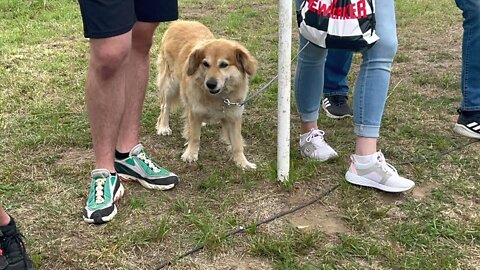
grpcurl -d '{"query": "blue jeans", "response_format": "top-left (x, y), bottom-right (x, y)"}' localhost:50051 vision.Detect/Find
top-left (294, 0), bottom-right (398, 137)
top-left (323, 49), bottom-right (353, 97)
top-left (455, 0), bottom-right (480, 111)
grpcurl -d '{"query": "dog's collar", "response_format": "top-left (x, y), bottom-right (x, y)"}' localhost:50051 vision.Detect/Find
top-left (223, 98), bottom-right (244, 107)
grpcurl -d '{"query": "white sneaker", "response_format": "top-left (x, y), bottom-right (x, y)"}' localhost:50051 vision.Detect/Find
top-left (299, 129), bottom-right (338, 161)
top-left (345, 152), bottom-right (415, 193)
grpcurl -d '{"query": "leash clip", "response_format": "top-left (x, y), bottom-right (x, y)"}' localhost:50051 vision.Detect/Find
top-left (223, 98), bottom-right (244, 107)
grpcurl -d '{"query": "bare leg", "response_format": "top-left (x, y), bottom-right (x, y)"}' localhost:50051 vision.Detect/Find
top-left (116, 22), bottom-right (159, 153)
top-left (300, 121), bottom-right (318, 133)
top-left (355, 137), bottom-right (377, 156)
top-left (87, 32), bottom-right (132, 172)
top-left (0, 204), bottom-right (11, 226)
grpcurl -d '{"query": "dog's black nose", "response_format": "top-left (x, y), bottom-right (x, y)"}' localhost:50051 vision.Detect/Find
top-left (206, 79), bottom-right (218, 90)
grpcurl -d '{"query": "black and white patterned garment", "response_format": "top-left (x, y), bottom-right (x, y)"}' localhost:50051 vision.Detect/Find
top-left (297, 0), bottom-right (379, 51)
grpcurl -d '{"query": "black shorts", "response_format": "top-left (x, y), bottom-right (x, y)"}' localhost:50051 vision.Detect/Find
top-left (79, 0), bottom-right (178, 39)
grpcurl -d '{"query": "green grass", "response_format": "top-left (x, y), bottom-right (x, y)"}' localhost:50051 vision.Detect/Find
top-left (249, 228), bottom-right (323, 269)
top-left (1, 0), bottom-right (479, 269)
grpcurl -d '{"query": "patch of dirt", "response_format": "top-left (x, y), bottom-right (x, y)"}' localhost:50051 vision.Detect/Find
top-left (288, 203), bottom-right (348, 234)
top-left (412, 182), bottom-right (439, 199)
top-left (377, 192), bottom-right (409, 204)
top-left (177, 251), bottom-right (272, 270)
top-left (441, 194), bottom-right (479, 221)
top-left (284, 189), bottom-right (348, 234)
top-left (376, 182), bottom-right (438, 203)
top-left (462, 244), bottom-right (480, 270)
top-left (56, 147), bottom-right (93, 166)
top-left (232, 190), bottom-right (288, 233)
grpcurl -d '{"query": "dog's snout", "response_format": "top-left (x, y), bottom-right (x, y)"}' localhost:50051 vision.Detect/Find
top-left (206, 79), bottom-right (218, 90)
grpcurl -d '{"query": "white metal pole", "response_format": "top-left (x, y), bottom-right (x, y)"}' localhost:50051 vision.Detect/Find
top-left (277, 0), bottom-right (292, 182)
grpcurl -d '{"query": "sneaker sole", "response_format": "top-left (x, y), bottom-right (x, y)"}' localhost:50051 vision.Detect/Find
top-left (118, 173), bottom-right (176, 191)
top-left (345, 171), bottom-right (415, 193)
top-left (453, 124), bottom-right (480, 139)
top-left (322, 104), bottom-right (353, 119)
top-left (323, 108), bottom-right (353, 119)
top-left (83, 183), bottom-right (125, 224)
top-left (325, 110), bottom-right (353, 119)
top-left (300, 151), bottom-right (338, 162)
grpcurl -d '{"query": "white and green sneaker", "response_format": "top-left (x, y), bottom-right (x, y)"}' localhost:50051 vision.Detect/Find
top-left (83, 169), bottom-right (125, 224)
top-left (114, 144), bottom-right (179, 190)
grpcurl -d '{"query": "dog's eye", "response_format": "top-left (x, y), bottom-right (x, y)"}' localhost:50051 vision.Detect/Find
top-left (219, 62), bottom-right (229, 69)
top-left (202, 60), bottom-right (210, 68)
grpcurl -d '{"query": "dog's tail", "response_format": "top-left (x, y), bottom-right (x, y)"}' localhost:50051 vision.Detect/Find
top-left (156, 47), bottom-right (181, 112)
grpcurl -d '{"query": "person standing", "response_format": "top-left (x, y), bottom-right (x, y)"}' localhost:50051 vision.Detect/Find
top-left (78, 0), bottom-right (180, 224)
top-left (294, 0), bottom-right (415, 192)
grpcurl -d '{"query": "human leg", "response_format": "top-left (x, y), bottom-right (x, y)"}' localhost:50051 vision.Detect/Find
top-left (295, 34), bottom-right (327, 131)
top-left (113, 1), bottom-right (179, 190)
top-left (79, 0), bottom-right (135, 223)
top-left (346, 0), bottom-right (414, 192)
top-left (455, 0), bottom-right (480, 111)
top-left (116, 22), bottom-right (159, 153)
top-left (83, 35), bottom-right (131, 223)
top-left (453, 0), bottom-right (480, 139)
top-left (0, 205), bottom-right (9, 226)
top-left (87, 34), bottom-right (132, 172)
top-left (322, 49), bottom-right (354, 119)
top-left (294, 0), bottom-right (337, 161)
top-left (116, 0), bottom-right (178, 151)
top-left (323, 49), bottom-right (353, 97)
top-left (352, 0), bottom-right (398, 140)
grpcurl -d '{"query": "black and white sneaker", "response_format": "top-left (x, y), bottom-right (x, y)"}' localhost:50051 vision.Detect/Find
top-left (454, 109), bottom-right (480, 139)
top-left (322, 95), bottom-right (353, 119)
top-left (0, 217), bottom-right (35, 270)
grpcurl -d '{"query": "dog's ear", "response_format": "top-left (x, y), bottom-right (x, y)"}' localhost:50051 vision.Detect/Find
top-left (187, 47), bottom-right (205, 76)
top-left (235, 45), bottom-right (257, 76)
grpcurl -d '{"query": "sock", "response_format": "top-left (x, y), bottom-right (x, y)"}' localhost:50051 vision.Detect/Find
top-left (352, 153), bottom-right (377, 165)
top-left (115, 150), bottom-right (130, 160)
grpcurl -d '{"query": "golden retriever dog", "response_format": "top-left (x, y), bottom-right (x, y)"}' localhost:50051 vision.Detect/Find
top-left (155, 21), bottom-right (257, 169)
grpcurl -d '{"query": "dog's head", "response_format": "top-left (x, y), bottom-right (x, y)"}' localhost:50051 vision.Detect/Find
top-left (186, 39), bottom-right (257, 95)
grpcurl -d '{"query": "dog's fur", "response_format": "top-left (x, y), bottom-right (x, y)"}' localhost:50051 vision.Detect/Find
top-left (155, 21), bottom-right (257, 169)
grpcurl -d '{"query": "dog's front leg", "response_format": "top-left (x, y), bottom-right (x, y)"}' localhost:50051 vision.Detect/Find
top-left (220, 124), bottom-right (232, 151)
top-left (181, 111), bottom-right (202, 163)
top-left (223, 119), bottom-right (256, 170)
top-left (156, 102), bottom-right (172, 136)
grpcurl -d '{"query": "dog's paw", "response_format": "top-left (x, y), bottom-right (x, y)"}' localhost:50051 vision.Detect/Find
top-left (181, 151), bottom-right (198, 163)
top-left (157, 126), bottom-right (172, 136)
top-left (236, 160), bottom-right (257, 170)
